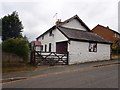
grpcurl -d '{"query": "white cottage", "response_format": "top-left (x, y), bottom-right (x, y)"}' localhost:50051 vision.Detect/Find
top-left (36, 15), bottom-right (112, 64)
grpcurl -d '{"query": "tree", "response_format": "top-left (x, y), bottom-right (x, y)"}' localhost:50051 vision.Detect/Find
top-left (2, 11), bottom-right (23, 41)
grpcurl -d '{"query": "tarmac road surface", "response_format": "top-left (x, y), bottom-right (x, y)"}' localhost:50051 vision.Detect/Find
top-left (2, 64), bottom-right (119, 88)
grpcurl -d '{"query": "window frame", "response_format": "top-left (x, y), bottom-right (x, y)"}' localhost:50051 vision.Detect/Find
top-left (89, 42), bottom-right (97, 52)
top-left (42, 35), bottom-right (44, 40)
top-left (49, 30), bottom-right (53, 36)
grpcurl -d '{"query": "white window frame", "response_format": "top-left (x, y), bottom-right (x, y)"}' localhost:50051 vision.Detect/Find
top-left (89, 42), bottom-right (97, 52)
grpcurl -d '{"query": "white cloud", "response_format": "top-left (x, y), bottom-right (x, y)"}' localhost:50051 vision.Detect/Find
top-left (0, 0), bottom-right (119, 41)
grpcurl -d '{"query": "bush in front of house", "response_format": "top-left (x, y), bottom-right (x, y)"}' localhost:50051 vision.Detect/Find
top-left (2, 38), bottom-right (29, 61)
top-left (112, 46), bottom-right (120, 55)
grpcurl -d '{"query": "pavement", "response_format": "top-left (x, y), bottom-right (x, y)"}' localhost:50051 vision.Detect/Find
top-left (2, 59), bottom-right (120, 83)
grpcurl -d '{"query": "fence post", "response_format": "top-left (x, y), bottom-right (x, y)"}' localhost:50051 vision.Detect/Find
top-left (66, 52), bottom-right (69, 65)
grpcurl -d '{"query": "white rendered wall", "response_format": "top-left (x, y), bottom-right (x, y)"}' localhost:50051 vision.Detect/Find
top-left (61, 19), bottom-right (87, 31)
top-left (37, 28), bottom-right (68, 52)
top-left (68, 40), bottom-right (111, 64)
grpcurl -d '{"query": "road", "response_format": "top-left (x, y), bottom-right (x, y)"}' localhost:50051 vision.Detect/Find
top-left (2, 64), bottom-right (119, 88)
top-left (3, 59), bottom-right (120, 79)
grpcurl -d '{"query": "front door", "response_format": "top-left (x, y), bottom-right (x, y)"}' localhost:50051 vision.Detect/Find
top-left (56, 41), bottom-right (68, 54)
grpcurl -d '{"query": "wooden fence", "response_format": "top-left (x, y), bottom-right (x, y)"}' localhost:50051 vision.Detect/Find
top-left (2, 52), bottom-right (23, 62)
top-left (31, 51), bottom-right (69, 66)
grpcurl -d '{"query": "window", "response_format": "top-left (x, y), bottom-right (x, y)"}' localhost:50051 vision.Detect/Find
top-left (114, 33), bottom-right (117, 37)
top-left (42, 35), bottom-right (44, 40)
top-left (41, 45), bottom-right (43, 51)
top-left (35, 45), bottom-right (43, 51)
top-left (49, 43), bottom-right (51, 52)
top-left (49, 30), bottom-right (53, 36)
top-left (89, 42), bottom-right (97, 52)
top-left (114, 33), bottom-right (120, 38)
top-left (45, 44), bottom-right (47, 52)
top-left (117, 34), bottom-right (120, 38)
top-left (49, 30), bottom-right (54, 36)
top-left (35, 46), bottom-right (41, 51)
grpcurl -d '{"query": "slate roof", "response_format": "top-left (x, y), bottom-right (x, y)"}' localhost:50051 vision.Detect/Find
top-left (57, 26), bottom-right (112, 44)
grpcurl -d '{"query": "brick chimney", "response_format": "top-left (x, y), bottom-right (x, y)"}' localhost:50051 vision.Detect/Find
top-left (56, 19), bottom-right (62, 25)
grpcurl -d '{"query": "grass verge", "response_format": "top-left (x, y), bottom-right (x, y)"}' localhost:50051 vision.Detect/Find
top-left (2, 62), bottom-right (37, 74)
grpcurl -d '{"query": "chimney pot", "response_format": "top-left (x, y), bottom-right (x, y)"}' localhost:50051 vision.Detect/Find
top-left (56, 19), bottom-right (62, 25)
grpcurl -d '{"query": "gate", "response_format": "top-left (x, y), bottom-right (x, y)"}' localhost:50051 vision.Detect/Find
top-left (31, 51), bottom-right (69, 66)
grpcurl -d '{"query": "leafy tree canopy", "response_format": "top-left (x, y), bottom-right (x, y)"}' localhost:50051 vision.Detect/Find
top-left (2, 11), bottom-right (23, 41)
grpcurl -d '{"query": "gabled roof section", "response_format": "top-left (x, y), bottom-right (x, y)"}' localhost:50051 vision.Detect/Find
top-left (56, 15), bottom-right (91, 32)
top-left (92, 24), bottom-right (120, 35)
top-left (57, 26), bottom-right (112, 44)
top-left (36, 15), bottom-right (91, 40)
top-left (36, 25), bottom-right (56, 40)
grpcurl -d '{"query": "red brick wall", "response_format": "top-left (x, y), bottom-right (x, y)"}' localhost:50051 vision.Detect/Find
top-left (92, 25), bottom-right (120, 47)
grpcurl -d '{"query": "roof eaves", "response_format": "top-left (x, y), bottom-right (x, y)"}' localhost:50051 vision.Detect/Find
top-left (69, 38), bottom-right (112, 44)
top-left (112, 30), bottom-right (120, 35)
top-left (36, 15), bottom-right (91, 40)
top-left (57, 27), bottom-right (70, 40)
top-left (57, 15), bottom-right (91, 32)
top-left (56, 15), bottom-right (78, 27)
top-left (36, 15), bottom-right (76, 40)
top-left (75, 15), bottom-right (91, 32)
top-left (36, 25), bottom-right (56, 40)
top-left (93, 24), bottom-right (120, 35)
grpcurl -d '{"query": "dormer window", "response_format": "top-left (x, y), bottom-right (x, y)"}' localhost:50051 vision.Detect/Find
top-left (42, 35), bottom-right (44, 40)
top-left (49, 30), bottom-right (53, 36)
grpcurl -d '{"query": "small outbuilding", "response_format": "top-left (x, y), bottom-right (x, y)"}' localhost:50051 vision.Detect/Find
top-left (36, 15), bottom-right (112, 64)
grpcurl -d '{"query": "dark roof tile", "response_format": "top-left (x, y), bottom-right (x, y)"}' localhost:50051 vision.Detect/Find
top-left (57, 26), bottom-right (112, 44)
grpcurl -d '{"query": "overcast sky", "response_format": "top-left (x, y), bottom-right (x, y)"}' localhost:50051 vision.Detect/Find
top-left (0, 0), bottom-right (119, 41)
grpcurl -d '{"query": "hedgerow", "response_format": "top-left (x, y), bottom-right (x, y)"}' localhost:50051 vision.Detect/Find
top-left (2, 38), bottom-right (29, 61)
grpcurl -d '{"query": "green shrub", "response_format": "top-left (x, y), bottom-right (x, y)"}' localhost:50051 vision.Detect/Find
top-left (112, 46), bottom-right (120, 55)
top-left (2, 38), bottom-right (29, 61)
top-left (2, 38), bottom-right (16, 53)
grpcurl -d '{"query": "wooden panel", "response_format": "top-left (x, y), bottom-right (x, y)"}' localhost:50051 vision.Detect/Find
top-left (56, 41), bottom-right (68, 54)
